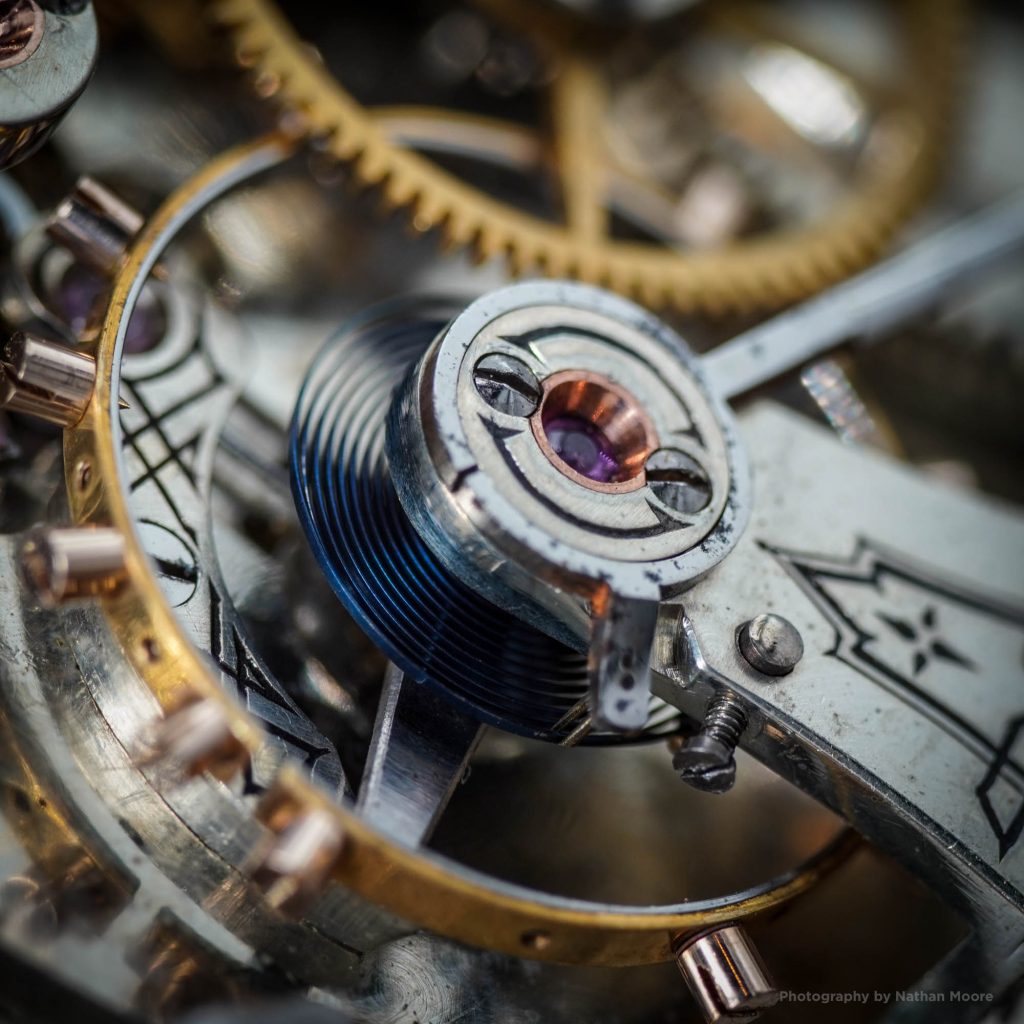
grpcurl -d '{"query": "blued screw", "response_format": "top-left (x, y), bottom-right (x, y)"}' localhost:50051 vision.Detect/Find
top-left (673, 695), bottom-right (746, 794)
top-left (473, 353), bottom-right (541, 417)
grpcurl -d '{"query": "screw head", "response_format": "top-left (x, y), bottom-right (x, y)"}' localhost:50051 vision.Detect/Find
top-left (675, 923), bottom-right (778, 1023)
top-left (473, 353), bottom-right (541, 417)
top-left (737, 614), bottom-right (804, 676)
top-left (672, 734), bottom-right (736, 794)
top-left (645, 447), bottom-right (712, 515)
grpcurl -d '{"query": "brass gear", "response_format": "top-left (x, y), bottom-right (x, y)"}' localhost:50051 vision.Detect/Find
top-left (208, 0), bottom-right (964, 315)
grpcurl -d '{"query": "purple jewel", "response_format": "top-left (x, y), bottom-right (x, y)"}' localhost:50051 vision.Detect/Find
top-left (544, 415), bottom-right (621, 483)
top-left (54, 263), bottom-right (167, 354)
top-left (55, 262), bottom-right (104, 337)
top-left (123, 291), bottom-right (167, 355)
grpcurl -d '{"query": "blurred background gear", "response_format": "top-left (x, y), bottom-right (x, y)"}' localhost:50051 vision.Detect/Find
top-left (209, 0), bottom-right (964, 313)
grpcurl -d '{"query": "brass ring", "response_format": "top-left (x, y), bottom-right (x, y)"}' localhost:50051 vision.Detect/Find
top-left (63, 133), bottom-right (856, 967)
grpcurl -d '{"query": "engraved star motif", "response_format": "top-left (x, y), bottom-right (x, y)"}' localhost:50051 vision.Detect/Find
top-left (876, 605), bottom-right (976, 676)
top-left (763, 537), bottom-right (1024, 858)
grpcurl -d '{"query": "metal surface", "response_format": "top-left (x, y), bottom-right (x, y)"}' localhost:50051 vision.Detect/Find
top-left (290, 297), bottom-right (592, 742)
top-left (673, 695), bottom-right (747, 795)
top-left (57, 135), bottom-right (851, 969)
top-left (250, 807), bottom-right (346, 917)
top-left (1, 331), bottom-right (95, 426)
top-left (588, 589), bottom-right (659, 732)
top-left (0, 534), bottom-right (408, 1006)
top-left (472, 352), bottom-right (541, 418)
top-left (799, 359), bottom-right (887, 450)
top-left (357, 666), bottom-right (483, 846)
top-left (210, 0), bottom-right (963, 313)
top-left (20, 525), bottom-right (126, 605)
top-left (651, 403), bottom-right (1024, 1013)
top-left (4, 3), bottom-right (1023, 1020)
top-left (140, 696), bottom-right (246, 782)
top-left (47, 178), bottom-right (144, 278)
top-left (703, 191), bottom-right (1024, 401)
top-left (387, 282), bottom-right (749, 612)
top-left (0, 1), bottom-right (43, 71)
top-left (384, 281), bottom-right (748, 736)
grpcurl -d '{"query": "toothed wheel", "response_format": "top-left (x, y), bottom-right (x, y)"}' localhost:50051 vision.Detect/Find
top-left (208, 0), bottom-right (964, 314)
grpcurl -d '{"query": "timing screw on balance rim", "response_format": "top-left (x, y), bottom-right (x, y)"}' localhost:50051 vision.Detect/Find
top-left (675, 924), bottom-right (779, 1023)
top-left (673, 694), bottom-right (747, 794)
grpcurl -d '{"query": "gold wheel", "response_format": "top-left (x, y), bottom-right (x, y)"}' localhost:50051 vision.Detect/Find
top-left (62, 133), bottom-right (855, 968)
top-left (208, 0), bottom-right (964, 314)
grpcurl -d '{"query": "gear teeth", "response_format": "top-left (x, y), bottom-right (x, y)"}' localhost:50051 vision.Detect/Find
top-left (470, 224), bottom-right (502, 263)
top-left (468, 237), bottom-right (493, 266)
top-left (355, 146), bottom-right (390, 187)
top-left (535, 249), bottom-right (556, 277)
top-left (636, 276), bottom-right (666, 311)
top-left (382, 173), bottom-right (418, 211)
top-left (297, 102), bottom-right (336, 139)
top-left (331, 130), bottom-right (362, 163)
top-left (439, 214), bottom-right (475, 252)
top-left (210, 0), bottom-right (965, 316)
top-left (504, 249), bottom-right (525, 277)
top-left (413, 194), bottom-right (449, 233)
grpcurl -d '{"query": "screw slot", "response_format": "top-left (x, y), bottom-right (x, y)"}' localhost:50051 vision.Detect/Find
top-left (737, 614), bottom-right (804, 676)
top-left (473, 353), bottom-right (540, 417)
top-left (645, 448), bottom-right (711, 515)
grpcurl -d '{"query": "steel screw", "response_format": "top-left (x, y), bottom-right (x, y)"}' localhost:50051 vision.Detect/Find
top-left (675, 923), bottom-right (778, 1023)
top-left (472, 353), bottom-right (541, 417)
top-left (737, 613), bottom-right (804, 676)
top-left (645, 447), bottom-right (712, 515)
top-left (673, 694), bottom-right (746, 794)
